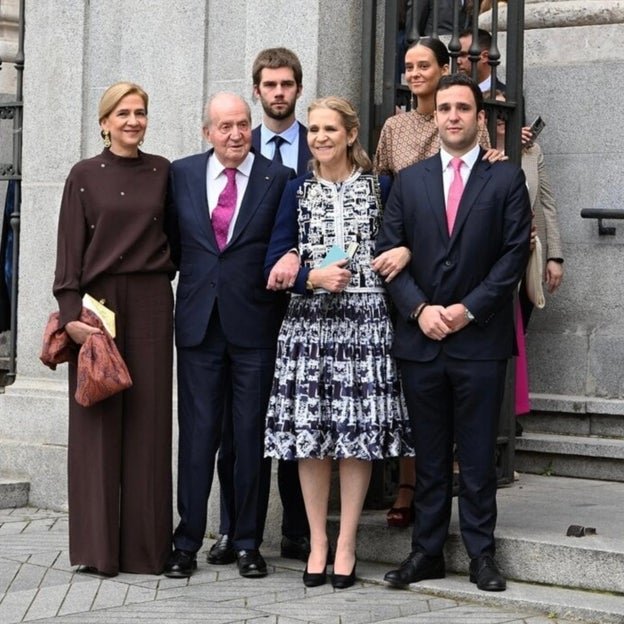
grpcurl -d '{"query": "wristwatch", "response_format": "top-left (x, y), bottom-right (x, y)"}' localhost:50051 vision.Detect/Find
top-left (464, 307), bottom-right (475, 322)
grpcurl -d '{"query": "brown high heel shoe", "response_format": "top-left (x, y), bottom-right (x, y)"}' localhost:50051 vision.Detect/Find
top-left (386, 483), bottom-right (415, 528)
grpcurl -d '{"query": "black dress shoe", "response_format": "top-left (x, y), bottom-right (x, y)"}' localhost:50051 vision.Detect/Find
top-left (163, 549), bottom-right (197, 578)
top-left (236, 549), bottom-right (268, 578)
top-left (331, 562), bottom-right (357, 589)
top-left (384, 552), bottom-right (445, 587)
top-left (280, 535), bottom-right (311, 562)
top-left (469, 554), bottom-right (506, 591)
top-left (207, 535), bottom-right (236, 565)
top-left (303, 564), bottom-right (327, 587)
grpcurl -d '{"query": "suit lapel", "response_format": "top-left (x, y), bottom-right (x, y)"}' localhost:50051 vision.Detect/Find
top-left (423, 156), bottom-right (449, 242)
top-left (297, 122), bottom-right (311, 176)
top-left (228, 153), bottom-right (274, 247)
top-left (184, 150), bottom-right (219, 250)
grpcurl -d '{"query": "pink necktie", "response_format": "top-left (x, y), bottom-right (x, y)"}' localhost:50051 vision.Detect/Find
top-left (212, 168), bottom-right (237, 250)
top-left (446, 157), bottom-right (464, 235)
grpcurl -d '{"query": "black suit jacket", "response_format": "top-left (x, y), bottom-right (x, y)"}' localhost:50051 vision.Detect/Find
top-left (166, 148), bottom-right (294, 349)
top-left (376, 148), bottom-right (531, 362)
top-left (252, 122), bottom-right (311, 176)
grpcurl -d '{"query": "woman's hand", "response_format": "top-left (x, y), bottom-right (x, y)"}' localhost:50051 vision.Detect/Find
top-left (65, 320), bottom-right (102, 345)
top-left (545, 260), bottom-right (563, 293)
top-left (372, 247), bottom-right (411, 282)
top-left (481, 148), bottom-right (508, 163)
top-left (521, 126), bottom-right (534, 146)
top-left (530, 224), bottom-right (537, 252)
top-left (309, 260), bottom-right (351, 293)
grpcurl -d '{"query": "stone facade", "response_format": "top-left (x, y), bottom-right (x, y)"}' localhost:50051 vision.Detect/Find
top-left (0, 1), bottom-right (621, 542)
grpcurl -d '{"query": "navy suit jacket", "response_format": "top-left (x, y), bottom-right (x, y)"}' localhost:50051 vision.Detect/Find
top-left (252, 122), bottom-right (311, 176)
top-left (166, 148), bottom-right (294, 349)
top-left (376, 148), bottom-right (531, 363)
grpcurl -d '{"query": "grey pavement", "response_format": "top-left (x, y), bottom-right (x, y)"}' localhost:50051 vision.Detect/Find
top-left (0, 506), bottom-right (585, 624)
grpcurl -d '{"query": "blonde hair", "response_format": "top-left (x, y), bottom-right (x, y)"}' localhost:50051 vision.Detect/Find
top-left (307, 96), bottom-right (372, 173)
top-left (98, 81), bottom-right (148, 124)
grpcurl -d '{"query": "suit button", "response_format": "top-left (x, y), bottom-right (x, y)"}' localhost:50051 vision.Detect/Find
top-left (444, 260), bottom-right (452, 267)
top-left (210, 281), bottom-right (216, 287)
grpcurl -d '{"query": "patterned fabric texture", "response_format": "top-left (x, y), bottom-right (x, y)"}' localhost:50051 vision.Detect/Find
top-left (265, 173), bottom-right (412, 461)
top-left (374, 109), bottom-right (491, 176)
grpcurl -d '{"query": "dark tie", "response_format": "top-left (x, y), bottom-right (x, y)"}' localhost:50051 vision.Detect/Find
top-left (212, 168), bottom-right (237, 250)
top-left (446, 157), bottom-right (464, 235)
top-left (271, 135), bottom-right (286, 165)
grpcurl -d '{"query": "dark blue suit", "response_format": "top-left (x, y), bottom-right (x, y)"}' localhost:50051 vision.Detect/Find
top-left (217, 124), bottom-right (312, 544)
top-left (376, 148), bottom-right (531, 558)
top-left (166, 148), bottom-right (293, 552)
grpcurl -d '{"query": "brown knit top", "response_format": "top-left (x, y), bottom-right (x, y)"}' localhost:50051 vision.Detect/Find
top-left (53, 149), bottom-right (175, 326)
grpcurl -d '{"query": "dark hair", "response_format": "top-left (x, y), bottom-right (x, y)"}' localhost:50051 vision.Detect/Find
top-left (459, 28), bottom-right (492, 51)
top-left (407, 36), bottom-right (450, 67)
top-left (435, 73), bottom-right (484, 112)
top-left (252, 47), bottom-right (303, 87)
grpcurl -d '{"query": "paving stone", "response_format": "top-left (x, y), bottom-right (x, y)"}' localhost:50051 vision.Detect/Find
top-left (23, 583), bottom-right (68, 620)
top-left (0, 587), bottom-right (37, 624)
top-left (90, 579), bottom-right (128, 611)
top-left (56, 579), bottom-right (100, 615)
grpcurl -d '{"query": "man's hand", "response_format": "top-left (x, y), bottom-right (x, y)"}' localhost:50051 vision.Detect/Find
top-left (440, 303), bottom-right (470, 333)
top-left (545, 260), bottom-right (563, 293)
top-left (418, 305), bottom-right (453, 340)
top-left (65, 320), bottom-right (102, 345)
top-left (372, 246), bottom-right (411, 283)
top-left (267, 251), bottom-right (299, 291)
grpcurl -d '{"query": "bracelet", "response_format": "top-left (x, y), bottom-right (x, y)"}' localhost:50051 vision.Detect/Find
top-left (411, 302), bottom-right (428, 322)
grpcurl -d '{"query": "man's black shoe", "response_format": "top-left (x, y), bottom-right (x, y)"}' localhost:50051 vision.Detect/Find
top-left (163, 549), bottom-right (197, 578)
top-left (469, 554), bottom-right (506, 591)
top-left (207, 535), bottom-right (236, 565)
top-left (384, 552), bottom-right (445, 587)
top-left (280, 535), bottom-right (311, 562)
top-left (236, 549), bottom-right (268, 578)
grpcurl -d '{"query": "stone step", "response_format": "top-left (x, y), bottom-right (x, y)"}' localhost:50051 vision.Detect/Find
top-left (520, 410), bottom-right (624, 438)
top-left (328, 474), bottom-right (624, 597)
top-left (515, 432), bottom-right (624, 482)
top-left (0, 476), bottom-right (29, 509)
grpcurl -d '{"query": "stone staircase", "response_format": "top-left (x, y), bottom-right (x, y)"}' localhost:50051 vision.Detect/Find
top-left (515, 408), bottom-right (624, 482)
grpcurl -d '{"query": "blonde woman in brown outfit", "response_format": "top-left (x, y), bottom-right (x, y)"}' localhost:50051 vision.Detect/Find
top-left (53, 82), bottom-right (175, 576)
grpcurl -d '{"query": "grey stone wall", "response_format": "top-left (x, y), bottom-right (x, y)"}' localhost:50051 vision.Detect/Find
top-left (1, 0), bottom-right (621, 523)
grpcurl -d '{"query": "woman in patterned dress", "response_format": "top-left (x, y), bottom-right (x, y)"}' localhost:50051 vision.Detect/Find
top-left (264, 97), bottom-right (412, 589)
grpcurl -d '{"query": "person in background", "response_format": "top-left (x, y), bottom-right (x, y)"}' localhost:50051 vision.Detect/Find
top-left (53, 81), bottom-right (174, 576)
top-left (457, 28), bottom-right (506, 94)
top-left (264, 96), bottom-right (412, 590)
top-left (210, 47), bottom-right (312, 569)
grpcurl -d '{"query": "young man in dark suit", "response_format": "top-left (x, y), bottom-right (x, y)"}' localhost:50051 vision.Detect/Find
top-left (209, 48), bottom-right (313, 569)
top-left (377, 73), bottom-right (531, 592)
top-left (164, 92), bottom-right (293, 579)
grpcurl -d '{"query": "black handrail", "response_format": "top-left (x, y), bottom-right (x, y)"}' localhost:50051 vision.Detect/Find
top-left (580, 209), bottom-right (624, 236)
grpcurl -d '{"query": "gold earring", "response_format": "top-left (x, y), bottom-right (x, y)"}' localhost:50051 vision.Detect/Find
top-left (102, 130), bottom-right (111, 148)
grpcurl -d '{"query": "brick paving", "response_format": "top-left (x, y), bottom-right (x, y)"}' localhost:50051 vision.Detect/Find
top-left (0, 507), bottom-right (583, 624)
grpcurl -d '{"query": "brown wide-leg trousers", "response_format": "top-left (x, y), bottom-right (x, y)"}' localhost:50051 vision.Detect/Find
top-left (67, 273), bottom-right (173, 575)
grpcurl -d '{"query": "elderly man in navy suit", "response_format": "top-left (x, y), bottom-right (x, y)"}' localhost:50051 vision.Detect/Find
top-left (209, 48), bottom-right (313, 568)
top-left (164, 92), bottom-right (293, 579)
top-left (377, 73), bottom-right (531, 592)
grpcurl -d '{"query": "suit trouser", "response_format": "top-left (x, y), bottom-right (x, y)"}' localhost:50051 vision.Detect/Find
top-left (174, 306), bottom-right (274, 553)
top-left (399, 352), bottom-right (507, 559)
top-left (67, 274), bottom-right (173, 575)
top-left (217, 438), bottom-right (309, 540)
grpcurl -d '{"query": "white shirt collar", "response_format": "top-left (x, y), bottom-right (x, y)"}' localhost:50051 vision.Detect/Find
top-left (440, 142), bottom-right (481, 172)
top-left (209, 150), bottom-right (254, 180)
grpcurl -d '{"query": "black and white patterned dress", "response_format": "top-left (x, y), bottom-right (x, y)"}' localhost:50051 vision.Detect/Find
top-left (264, 170), bottom-right (412, 461)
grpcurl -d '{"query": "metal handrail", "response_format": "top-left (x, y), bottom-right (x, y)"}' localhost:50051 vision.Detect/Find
top-left (580, 209), bottom-right (624, 236)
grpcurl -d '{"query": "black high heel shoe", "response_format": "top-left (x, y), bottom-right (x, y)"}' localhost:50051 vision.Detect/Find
top-left (303, 563), bottom-right (327, 587)
top-left (331, 561), bottom-right (357, 589)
